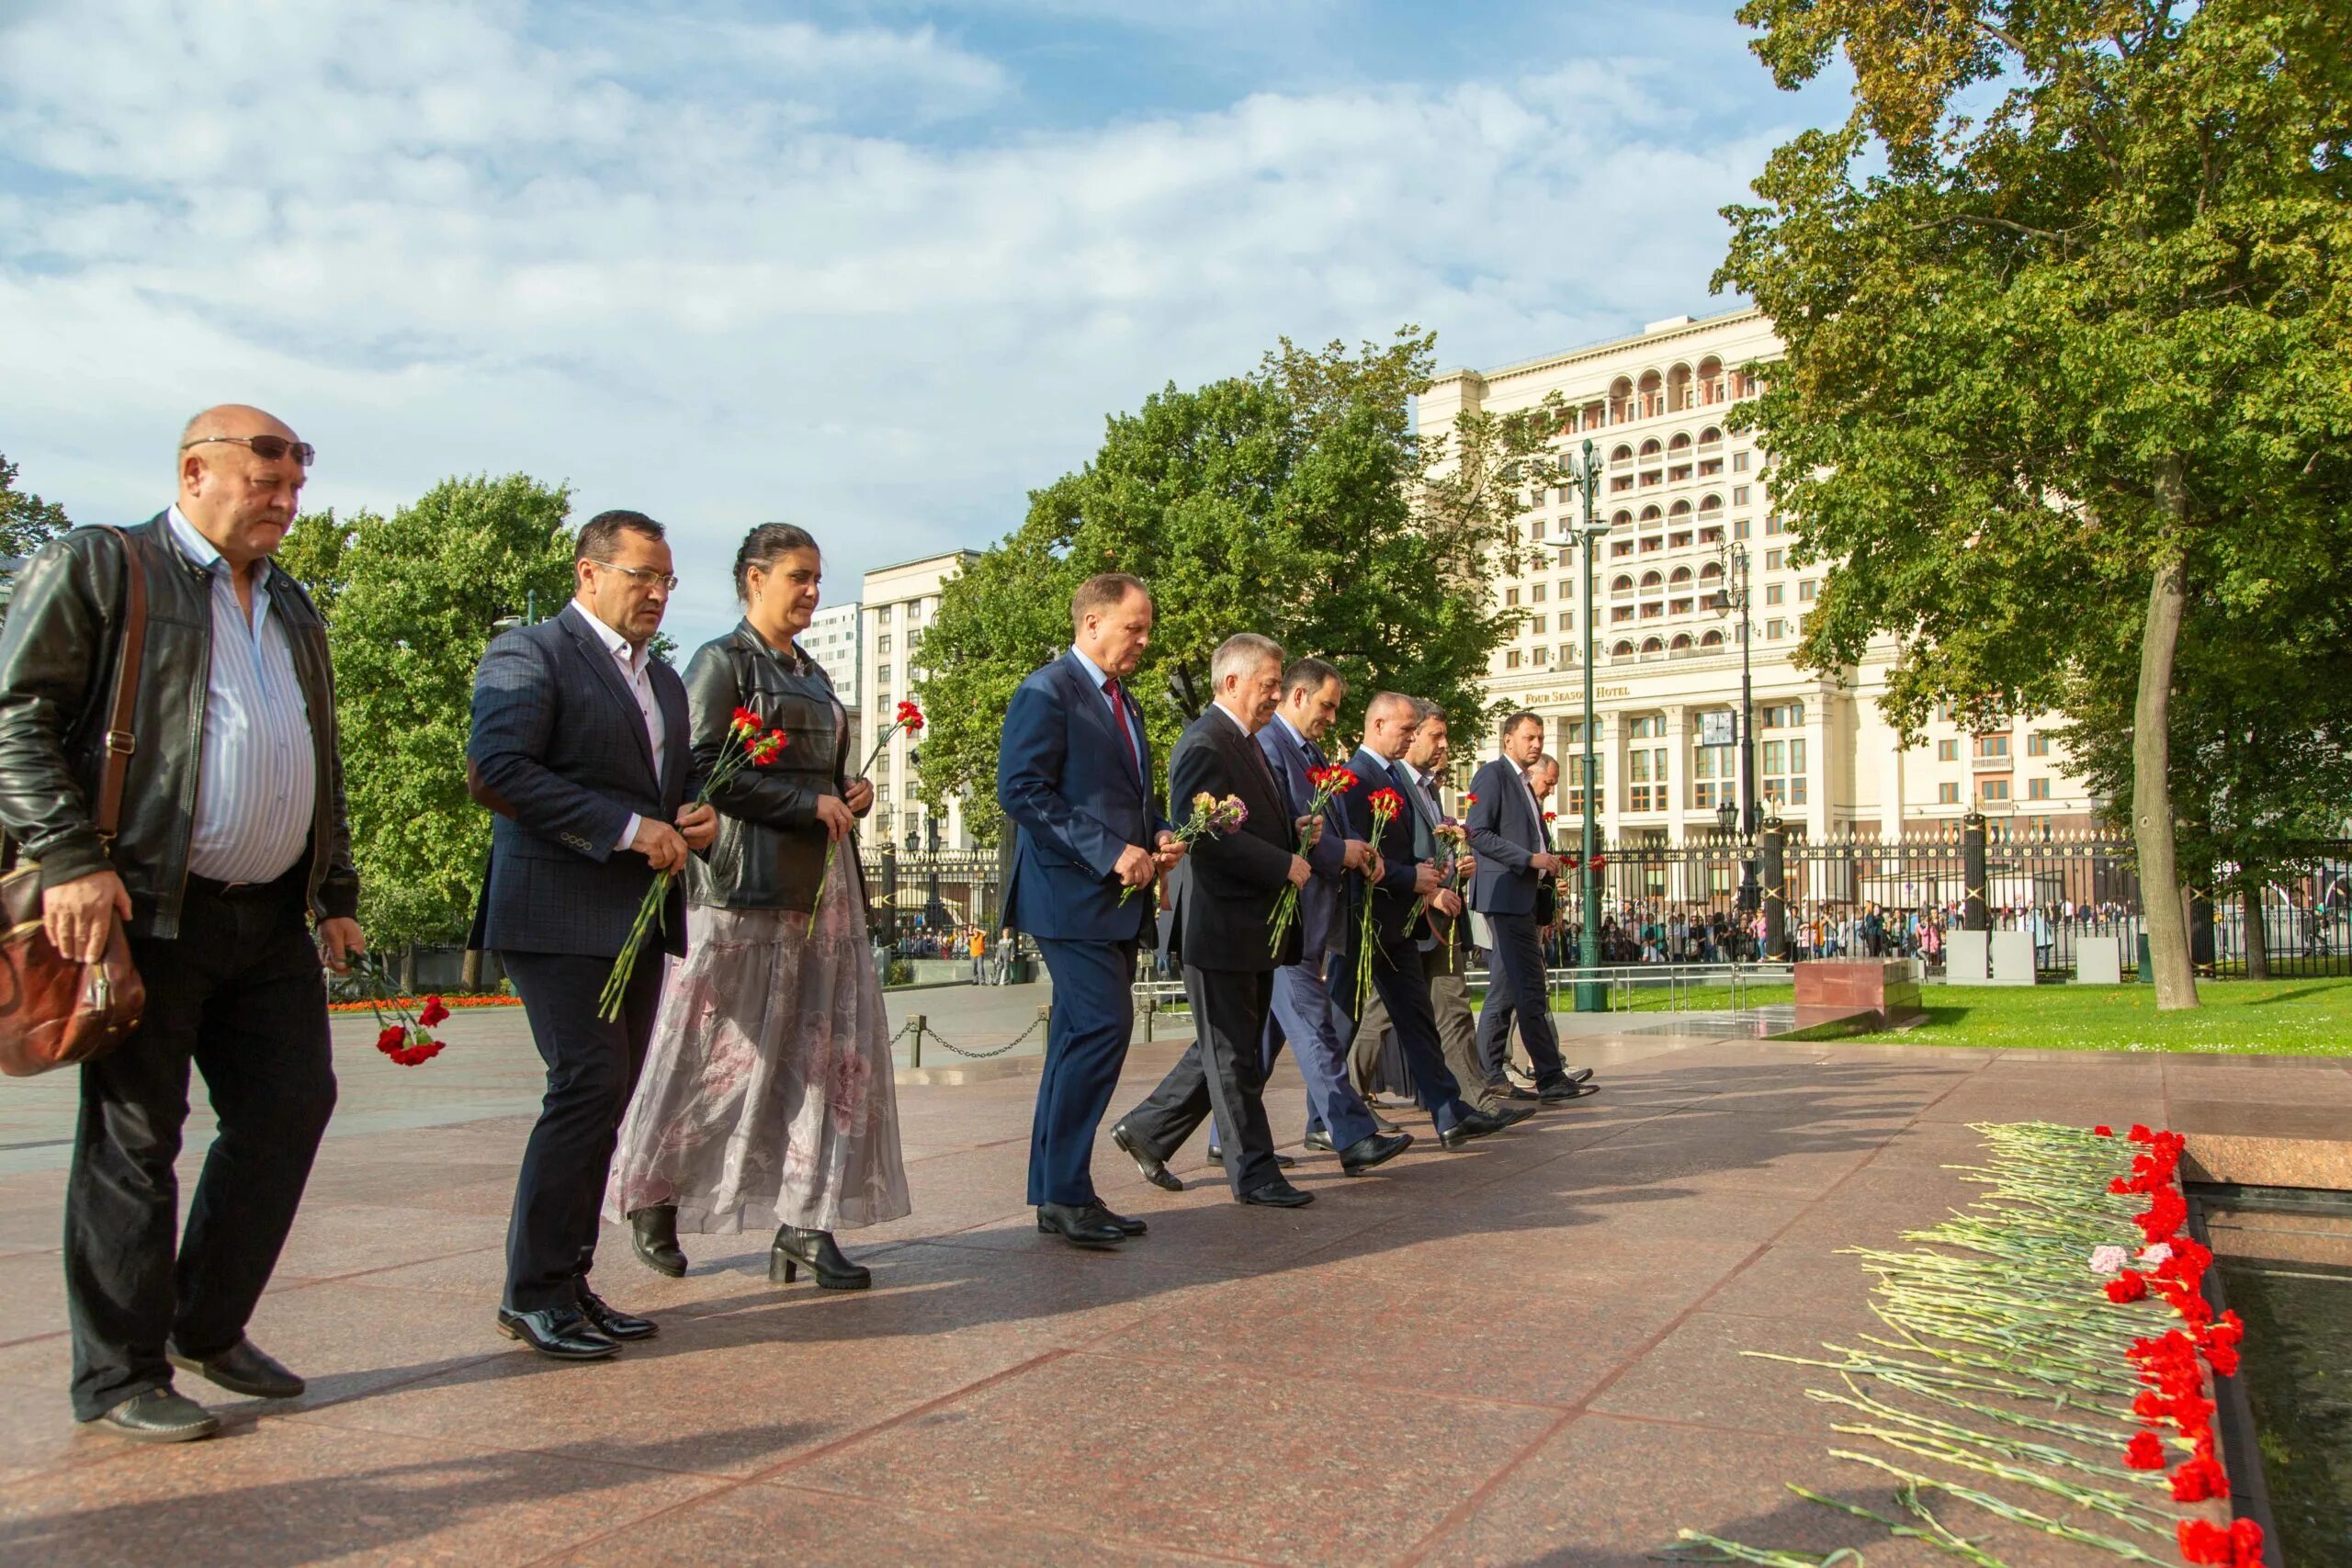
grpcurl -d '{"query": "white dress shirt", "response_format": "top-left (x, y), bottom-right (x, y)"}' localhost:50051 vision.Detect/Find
top-left (168, 506), bottom-right (315, 885)
top-left (574, 601), bottom-right (665, 851)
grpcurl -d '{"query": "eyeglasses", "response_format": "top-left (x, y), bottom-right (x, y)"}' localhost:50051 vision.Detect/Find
top-left (588, 559), bottom-right (679, 592)
top-left (178, 434), bottom-right (317, 467)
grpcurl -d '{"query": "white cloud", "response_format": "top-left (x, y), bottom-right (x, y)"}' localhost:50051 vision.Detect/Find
top-left (0, 0), bottom-right (1812, 646)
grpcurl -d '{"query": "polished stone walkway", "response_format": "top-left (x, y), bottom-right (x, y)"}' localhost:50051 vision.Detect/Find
top-left (0, 1010), bottom-right (2343, 1565)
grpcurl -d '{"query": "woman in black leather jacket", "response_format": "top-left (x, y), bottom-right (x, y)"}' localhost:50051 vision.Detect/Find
top-left (603, 525), bottom-right (910, 1290)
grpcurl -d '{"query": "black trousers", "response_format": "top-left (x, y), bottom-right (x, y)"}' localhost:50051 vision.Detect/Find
top-left (1333, 938), bottom-right (1473, 1134)
top-left (499, 949), bottom-right (666, 1312)
top-left (1475, 912), bottom-right (1570, 1088)
top-left (1120, 965), bottom-right (1280, 1198)
top-left (65, 876), bottom-right (336, 1420)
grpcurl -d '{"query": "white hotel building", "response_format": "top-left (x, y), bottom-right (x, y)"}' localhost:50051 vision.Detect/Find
top-left (859, 550), bottom-right (981, 852)
top-left (1424, 307), bottom-right (2103, 847)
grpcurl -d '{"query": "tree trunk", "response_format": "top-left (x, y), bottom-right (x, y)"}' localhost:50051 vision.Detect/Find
top-left (2243, 883), bottom-right (2269, 981)
top-left (2134, 466), bottom-right (2197, 1010)
top-left (460, 947), bottom-right (483, 991)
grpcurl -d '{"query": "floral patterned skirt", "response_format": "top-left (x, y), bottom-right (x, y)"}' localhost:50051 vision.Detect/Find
top-left (604, 868), bottom-right (910, 1235)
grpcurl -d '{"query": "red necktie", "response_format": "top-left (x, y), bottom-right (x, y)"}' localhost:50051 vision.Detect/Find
top-left (1103, 677), bottom-right (1136, 768)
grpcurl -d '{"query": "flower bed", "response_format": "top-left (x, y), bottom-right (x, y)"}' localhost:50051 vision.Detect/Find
top-left (328, 994), bottom-right (519, 1013)
top-left (1674, 1122), bottom-right (2262, 1568)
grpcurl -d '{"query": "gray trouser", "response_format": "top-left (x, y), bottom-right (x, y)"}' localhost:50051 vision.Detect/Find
top-left (1351, 941), bottom-right (1499, 1114)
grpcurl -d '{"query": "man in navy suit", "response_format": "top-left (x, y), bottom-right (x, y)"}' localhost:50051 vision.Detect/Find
top-left (1467, 711), bottom-right (1597, 1103)
top-left (998, 573), bottom-right (1182, 1250)
top-left (467, 512), bottom-right (716, 1359)
top-left (1333, 694), bottom-right (1530, 1150)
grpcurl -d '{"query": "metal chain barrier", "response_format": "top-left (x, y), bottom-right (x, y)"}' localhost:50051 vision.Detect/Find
top-left (901, 1008), bottom-right (1048, 1065)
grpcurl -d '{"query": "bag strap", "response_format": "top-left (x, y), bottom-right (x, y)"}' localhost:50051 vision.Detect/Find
top-left (92, 526), bottom-right (149, 840)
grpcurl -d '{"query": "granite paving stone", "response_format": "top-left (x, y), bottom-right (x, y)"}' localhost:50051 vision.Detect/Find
top-left (0, 1001), bottom-right (2325, 1564)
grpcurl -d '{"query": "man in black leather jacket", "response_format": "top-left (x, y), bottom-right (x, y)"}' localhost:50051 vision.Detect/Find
top-left (0, 406), bottom-right (364, 1443)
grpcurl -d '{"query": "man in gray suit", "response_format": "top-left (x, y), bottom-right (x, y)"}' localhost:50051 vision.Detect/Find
top-left (467, 511), bottom-right (715, 1360)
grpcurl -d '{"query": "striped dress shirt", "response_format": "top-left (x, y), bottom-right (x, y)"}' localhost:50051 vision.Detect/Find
top-left (167, 506), bottom-right (316, 885)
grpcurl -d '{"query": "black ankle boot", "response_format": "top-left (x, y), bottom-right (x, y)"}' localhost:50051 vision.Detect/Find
top-left (629, 1205), bottom-right (687, 1278)
top-left (769, 1225), bottom-right (870, 1290)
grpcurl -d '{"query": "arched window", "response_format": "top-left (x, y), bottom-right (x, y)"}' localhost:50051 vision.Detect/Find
top-left (1670, 633), bottom-right (1693, 652)
top-left (1697, 356), bottom-right (1725, 406)
top-left (1699, 492), bottom-right (1724, 513)
top-left (1667, 363), bottom-right (1693, 412)
top-left (1611, 510), bottom-right (1634, 529)
top-left (1611, 573), bottom-right (1634, 594)
top-left (1699, 559), bottom-right (1724, 580)
top-left (1639, 570), bottom-right (1664, 590)
top-left (1639, 505), bottom-right (1663, 525)
top-left (1638, 438), bottom-right (1663, 458)
top-left (1668, 499), bottom-right (1692, 519)
top-left (1700, 628), bottom-right (1724, 648)
top-left (1668, 432), bottom-right (1692, 454)
top-left (1640, 636), bottom-right (1665, 658)
top-left (1699, 425), bottom-right (1723, 445)
top-left (1669, 566), bottom-right (1693, 587)
top-left (1611, 639), bottom-right (1636, 660)
top-left (1610, 445), bottom-right (1634, 465)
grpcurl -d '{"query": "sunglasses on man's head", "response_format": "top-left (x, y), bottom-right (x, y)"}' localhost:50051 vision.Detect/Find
top-left (179, 434), bottom-right (317, 468)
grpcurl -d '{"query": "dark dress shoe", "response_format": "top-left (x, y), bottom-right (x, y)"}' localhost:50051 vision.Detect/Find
top-left (496, 1304), bottom-right (621, 1360)
top-left (1112, 1122), bottom-right (1182, 1192)
top-left (1338, 1130), bottom-right (1414, 1175)
top-left (1303, 1127), bottom-right (1335, 1152)
top-left (1502, 1084), bottom-right (1542, 1101)
top-left (86, 1386), bottom-right (220, 1443)
top-left (629, 1204), bottom-right (688, 1277)
top-left (1564, 1066), bottom-right (1596, 1085)
top-left (1437, 1104), bottom-right (1534, 1150)
top-left (1206, 1145), bottom-right (1296, 1168)
top-left (1537, 1078), bottom-right (1600, 1102)
top-left (1371, 1111), bottom-right (1402, 1134)
top-left (1094, 1204), bottom-right (1148, 1237)
top-left (575, 1284), bottom-right (659, 1339)
top-left (1036, 1201), bottom-right (1125, 1249)
top-left (1238, 1178), bottom-right (1316, 1208)
top-left (167, 1337), bottom-right (304, 1399)
top-left (772, 1225), bottom-right (872, 1289)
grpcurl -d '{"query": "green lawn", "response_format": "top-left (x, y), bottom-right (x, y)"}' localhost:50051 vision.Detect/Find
top-left (1835, 976), bottom-right (2352, 1055)
top-left (1510, 975), bottom-right (2352, 1054)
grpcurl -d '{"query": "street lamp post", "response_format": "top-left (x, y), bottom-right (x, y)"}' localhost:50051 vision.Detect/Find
top-left (1527, 436), bottom-right (1611, 1010)
top-left (1710, 541), bottom-right (1764, 932)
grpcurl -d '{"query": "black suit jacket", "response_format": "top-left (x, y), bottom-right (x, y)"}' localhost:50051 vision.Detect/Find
top-left (1338, 747), bottom-right (1424, 951)
top-left (466, 604), bottom-right (697, 958)
top-left (1166, 708), bottom-right (1301, 974)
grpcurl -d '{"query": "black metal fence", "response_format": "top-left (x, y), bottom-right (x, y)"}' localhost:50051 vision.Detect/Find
top-left (859, 831), bottom-right (2352, 981)
top-left (1554, 826), bottom-right (2352, 979)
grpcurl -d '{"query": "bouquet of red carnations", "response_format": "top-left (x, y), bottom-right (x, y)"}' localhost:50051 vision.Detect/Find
top-left (1352, 786), bottom-right (1406, 1011)
top-left (601, 705), bottom-right (787, 1021)
top-left (1123, 790), bottom-right (1247, 904)
top-left (813, 698), bottom-right (923, 915)
top-left (352, 954), bottom-right (448, 1066)
top-left (1266, 763), bottom-right (1356, 956)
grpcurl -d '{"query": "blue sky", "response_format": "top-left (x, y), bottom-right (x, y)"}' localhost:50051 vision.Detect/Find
top-left (0, 1), bottom-right (1849, 649)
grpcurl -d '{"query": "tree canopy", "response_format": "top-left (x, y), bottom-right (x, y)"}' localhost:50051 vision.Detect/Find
top-left (912, 329), bottom-right (1553, 842)
top-left (1720, 0), bottom-right (2352, 1007)
top-left (0, 453), bottom-right (71, 559)
top-left (278, 475), bottom-right (578, 948)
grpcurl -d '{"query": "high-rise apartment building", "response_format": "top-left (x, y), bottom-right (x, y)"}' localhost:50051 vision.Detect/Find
top-left (860, 550), bottom-right (980, 851)
top-left (1422, 307), bottom-right (2101, 844)
top-left (801, 601), bottom-right (862, 720)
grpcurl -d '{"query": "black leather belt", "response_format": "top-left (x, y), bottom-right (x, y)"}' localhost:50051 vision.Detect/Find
top-left (186, 867), bottom-right (304, 902)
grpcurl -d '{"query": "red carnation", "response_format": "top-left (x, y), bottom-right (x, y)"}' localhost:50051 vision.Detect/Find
top-left (1543, 810), bottom-right (1556, 822)
top-left (2094, 1124), bottom-right (2113, 1137)
top-left (2129, 1122), bottom-right (2154, 1143)
top-left (418, 997), bottom-right (450, 1027)
top-left (2170, 1456), bottom-right (2228, 1503)
top-left (896, 699), bottom-right (925, 732)
top-left (375, 1024), bottom-right (405, 1053)
top-left (1464, 792), bottom-right (1477, 805)
top-left (2105, 1271), bottom-right (2149, 1303)
top-left (2122, 1431), bottom-right (2165, 1470)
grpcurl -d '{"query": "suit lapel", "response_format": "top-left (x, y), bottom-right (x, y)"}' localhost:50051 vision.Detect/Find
top-left (653, 664), bottom-right (690, 805)
top-left (1064, 654), bottom-right (1144, 795)
top-left (560, 605), bottom-right (660, 793)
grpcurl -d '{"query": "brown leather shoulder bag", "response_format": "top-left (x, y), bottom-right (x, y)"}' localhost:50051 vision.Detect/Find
top-left (0, 527), bottom-right (150, 1077)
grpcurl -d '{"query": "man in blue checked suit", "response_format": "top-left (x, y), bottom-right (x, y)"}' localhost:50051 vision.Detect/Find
top-left (467, 511), bottom-right (716, 1360)
top-left (1466, 710), bottom-right (1598, 1104)
top-left (998, 573), bottom-right (1182, 1250)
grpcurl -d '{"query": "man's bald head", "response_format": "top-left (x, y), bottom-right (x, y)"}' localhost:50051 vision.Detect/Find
top-left (175, 403), bottom-right (308, 571)
top-left (1362, 690), bottom-right (1422, 761)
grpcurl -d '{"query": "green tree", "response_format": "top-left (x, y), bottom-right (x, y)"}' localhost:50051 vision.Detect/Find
top-left (280, 476), bottom-right (577, 958)
top-left (913, 329), bottom-right (1552, 842)
top-left (1, 452), bottom-right (72, 558)
top-left (1720, 0), bottom-right (2352, 1008)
